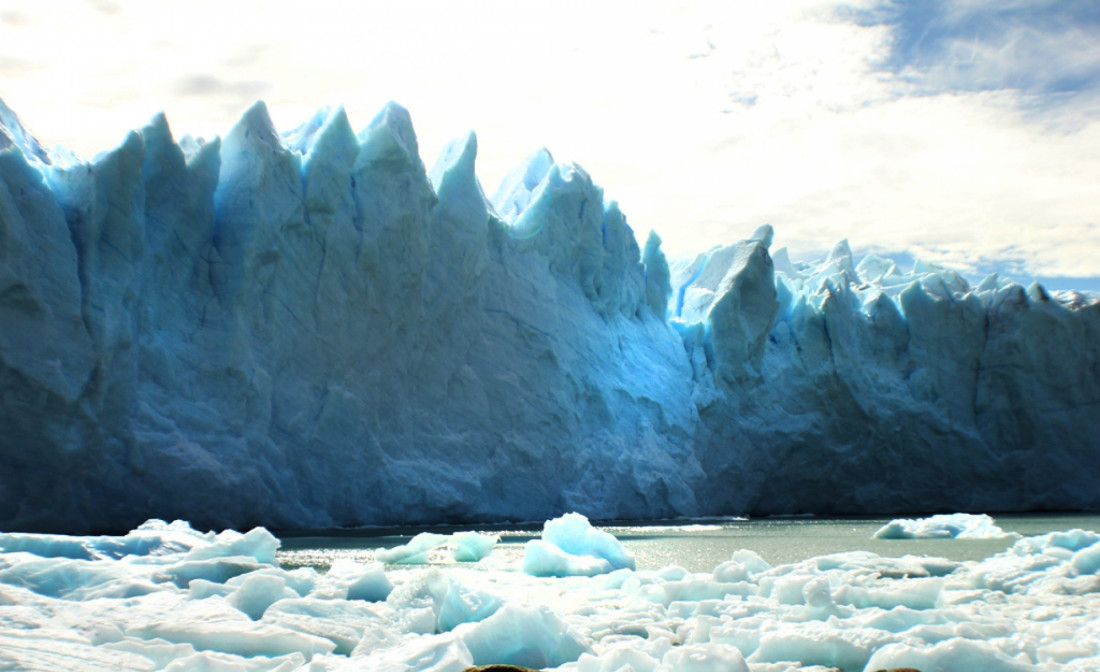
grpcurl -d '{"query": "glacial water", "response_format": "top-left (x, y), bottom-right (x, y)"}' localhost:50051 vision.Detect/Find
top-left (276, 513), bottom-right (1100, 572)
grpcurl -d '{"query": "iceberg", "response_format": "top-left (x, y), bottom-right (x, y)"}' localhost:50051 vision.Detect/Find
top-left (451, 531), bottom-right (499, 563)
top-left (373, 531), bottom-right (501, 565)
top-left (0, 98), bottom-right (1098, 533)
top-left (873, 513), bottom-right (1017, 540)
top-left (523, 512), bottom-right (636, 577)
top-left (374, 533), bottom-right (451, 565)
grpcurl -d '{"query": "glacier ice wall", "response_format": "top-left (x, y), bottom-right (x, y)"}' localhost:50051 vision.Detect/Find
top-left (674, 237), bottom-right (1100, 516)
top-left (0, 98), bottom-right (1097, 533)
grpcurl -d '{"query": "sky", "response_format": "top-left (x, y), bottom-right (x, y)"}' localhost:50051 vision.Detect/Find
top-left (1, 0), bottom-right (1098, 289)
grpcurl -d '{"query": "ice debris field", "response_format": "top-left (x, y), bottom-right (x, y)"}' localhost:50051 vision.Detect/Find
top-left (1, 98), bottom-right (1098, 533)
top-left (1, 513), bottom-right (1099, 671)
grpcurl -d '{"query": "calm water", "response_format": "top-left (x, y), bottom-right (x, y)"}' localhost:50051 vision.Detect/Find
top-left (277, 513), bottom-right (1100, 573)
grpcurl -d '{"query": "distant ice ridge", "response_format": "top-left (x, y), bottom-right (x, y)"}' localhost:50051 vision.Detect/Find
top-left (1, 98), bottom-right (1098, 533)
top-left (2, 516), bottom-right (1100, 671)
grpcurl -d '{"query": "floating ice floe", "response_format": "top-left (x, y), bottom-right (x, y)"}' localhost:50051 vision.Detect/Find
top-left (523, 512), bottom-right (637, 577)
top-left (873, 513), bottom-right (1018, 540)
top-left (375, 533), bottom-right (453, 565)
top-left (373, 531), bottom-right (501, 565)
top-left (452, 531), bottom-right (501, 563)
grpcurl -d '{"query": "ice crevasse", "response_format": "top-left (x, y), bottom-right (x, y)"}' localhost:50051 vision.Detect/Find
top-left (0, 98), bottom-right (1097, 533)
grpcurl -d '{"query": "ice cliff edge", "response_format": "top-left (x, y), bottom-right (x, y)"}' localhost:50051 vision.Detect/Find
top-left (1, 99), bottom-right (1097, 533)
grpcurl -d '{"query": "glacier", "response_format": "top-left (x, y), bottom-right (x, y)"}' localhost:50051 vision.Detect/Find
top-left (0, 97), bottom-right (1098, 533)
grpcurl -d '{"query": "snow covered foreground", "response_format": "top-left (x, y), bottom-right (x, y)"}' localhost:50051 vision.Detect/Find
top-left (2, 514), bottom-right (1099, 672)
top-left (1, 97), bottom-right (1099, 533)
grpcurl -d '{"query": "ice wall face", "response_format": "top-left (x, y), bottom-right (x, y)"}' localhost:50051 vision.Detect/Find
top-left (0, 100), bottom-right (700, 532)
top-left (671, 237), bottom-right (1100, 516)
top-left (0, 98), bottom-right (1097, 533)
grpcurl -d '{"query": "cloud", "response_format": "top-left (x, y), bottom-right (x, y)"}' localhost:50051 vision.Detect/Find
top-left (593, 1), bottom-right (1100, 287)
top-left (87, 0), bottom-right (122, 16)
top-left (842, 0), bottom-right (1100, 104)
top-left (218, 45), bottom-right (270, 69)
top-left (174, 75), bottom-right (270, 99)
top-left (0, 57), bottom-right (39, 76)
top-left (0, 10), bottom-right (29, 26)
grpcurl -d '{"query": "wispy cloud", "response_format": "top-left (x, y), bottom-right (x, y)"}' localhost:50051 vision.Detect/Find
top-left (847, 0), bottom-right (1100, 97)
top-left (86, 0), bottom-right (122, 16)
top-left (174, 75), bottom-right (269, 99)
top-left (642, 0), bottom-right (1100, 283)
top-left (0, 10), bottom-right (29, 26)
top-left (0, 56), bottom-right (39, 76)
top-left (834, 0), bottom-right (1100, 142)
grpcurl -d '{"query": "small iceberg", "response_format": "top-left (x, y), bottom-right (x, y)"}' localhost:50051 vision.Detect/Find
top-left (523, 512), bottom-right (635, 577)
top-left (873, 513), bottom-right (1018, 540)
